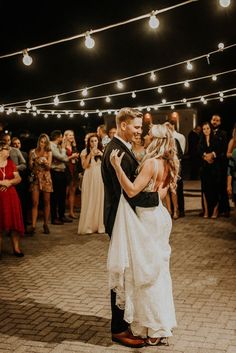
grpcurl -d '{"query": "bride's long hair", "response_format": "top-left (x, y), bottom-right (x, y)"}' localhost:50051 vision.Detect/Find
top-left (139, 123), bottom-right (180, 190)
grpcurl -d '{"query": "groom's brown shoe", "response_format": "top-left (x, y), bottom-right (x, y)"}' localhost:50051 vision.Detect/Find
top-left (112, 330), bottom-right (145, 348)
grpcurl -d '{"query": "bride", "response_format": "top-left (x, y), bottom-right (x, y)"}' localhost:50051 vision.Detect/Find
top-left (107, 123), bottom-right (179, 346)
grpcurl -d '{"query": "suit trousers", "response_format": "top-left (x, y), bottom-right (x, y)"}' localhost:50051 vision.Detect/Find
top-left (50, 170), bottom-right (67, 222)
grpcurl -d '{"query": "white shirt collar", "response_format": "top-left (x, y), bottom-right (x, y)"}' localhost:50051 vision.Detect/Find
top-left (115, 135), bottom-right (132, 150)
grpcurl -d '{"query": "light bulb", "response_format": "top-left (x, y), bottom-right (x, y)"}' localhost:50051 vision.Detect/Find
top-left (149, 11), bottom-right (160, 29)
top-left (184, 81), bottom-right (190, 87)
top-left (82, 88), bottom-right (88, 96)
top-left (212, 75), bottom-right (217, 81)
top-left (32, 105), bottom-right (37, 111)
top-left (218, 42), bottom-right (224, 51)
top-left (85, 32), bottom-right (95, 49)
top-left (51, 110), bottom-right (55, 115)
top-left (116, 81), bottom-right (124, 89)
top-left (162, 99), bottom-right (166, 104)
top-left (36, 110), bottom-right (40, 114)
top-left (105, 96), bottom-right (111, 103)
top-left (22, 50), bottom-right (33, 66)
top-left (157, 86), bottom-right (163, 94)
top-left (80, 100), bottom-right (85, 107)
top-left (85, 112), bottom-right (89, 117)
top-left (200, 96), bottom-right (205, 102)
top-left (12, 108), bottom-right (16, 112)
top-left (33, 112), bottom-right (37, 116)
top-left (171, 105), bottom-right (175, 110)
top-left (0, 105), bottom-right (4, 113)
top-left (203, 99), bottom-right (207, 105)
top-left (182, 98), bottom-right (187, 103)
top-left (154, 105), bottom-right (159, 110)
top-left (219, 91), bottom-right (224, 97)
top-left (54, 95), bottom-right (59, 106)
top-left (186, 61), bottom-right (193, 70)
top-left (219, 0), bottom-right (231, 7)
top-left (150, 71), bottom-right (157, 81)
top-left (69, 113), bottom-right (74, 118)
top-left (17, 111), bottom-right (22, 115)
top-left (220, 97), bottom-right (224, 102)
top-left (98, 111), bottom-right (102, 117)
top-left (132, 91), bottom-right (136, 98)
top-left (26, 109), bottom-right (29, 114)
top-left (26, 100), bottom-right (31, 109)
top-left (65, 110), bottom-right (69, 115)
top-left (57, 114), bottom-right (61, 119)
top-left (187, 102), bottom-right (191, 107)
top-left (44, 113), bottom-right (48, 118)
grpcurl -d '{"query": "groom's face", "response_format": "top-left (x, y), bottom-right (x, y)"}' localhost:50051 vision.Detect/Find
top-left (123, 117), bottom-right (142, 142)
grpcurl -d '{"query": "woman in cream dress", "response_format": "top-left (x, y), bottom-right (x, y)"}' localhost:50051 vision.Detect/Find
top-left (108, 124), bottom-right (179, 346)
top-left (78, 133), bottom-right (105, 234)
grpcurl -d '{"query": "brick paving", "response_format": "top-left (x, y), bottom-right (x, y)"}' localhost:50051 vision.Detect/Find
top-left (0, 182), bottom-right (236, 353)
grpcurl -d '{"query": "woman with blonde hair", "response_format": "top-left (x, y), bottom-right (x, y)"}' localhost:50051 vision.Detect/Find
top-left (108, 123), bottom-right (179, 346)
top-left (29, 133), bottom-right (53, 234)
top-left (63, 130), bottom-right (79, 218)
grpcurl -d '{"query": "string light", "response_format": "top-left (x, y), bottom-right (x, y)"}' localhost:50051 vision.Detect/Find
top-left (206, 54), bottom-right (210, 65)
top-left (162, 98), bottom-right (167, 104)
top-left (212, 75), bottom-right (217, 81)
top-left (26, 100), bottom-right (32, 108)
top-left (219, 0), bottom-right (231, 7)
top-left (69, 113), bottom-right (74, 118)
top-left (219, 97), bottom-right (224, 102)
top-left (5, 88), bottom-right (236, 117)
top-left (4, 43), bottom-right (236, 108)
top-left (57, 113), bottom-right (61, 118)
top-left (186, 60), bottom-right (193, 70)
top-left (149, 11), bottom-right (160, 29)
top-left (182, 98), bottom-right (187, 103)
top-left (184, 80), bottom-right (190, 87)
top-left (116, 81), bottom-right (124, 89)
top-left (150, 71), bottom-right (157, 81)
top-left (218, 42), bottom-right (224, 51)
top-left (82, 88), bottom-right (88, 96)
top-left (131, 91), bottom-right (136, 98)
top-left (219, 91), bottom-right (224, 97)
top-left (0, 0), bottom-right (198, 62)
top-left (157, 86), bottom-right (163, 94)
top-left (22, 49), bottom-right (33, 66)
top-left (44, 113), bottom-right (48, 118)
top-left (187, 102), bottom-right (191, 107)
top-left (171, 105), bottom-right (175, 110)
top-left (26, 109), bottom-right (29, 114)
top-left (0, 105), bottom-right (4, 113)
top-left (85, 112), bottom-right (89, 117)
top-left (84, 31), bottom-right (95, 49)
top-left (105, 96), bottom-right (111, 103)
top-left (80, 100), bottom-right (85, 106)
top-left (32, 105), bottom-right (37, 111)
top-left (53, 95), bottom-right (59, 106)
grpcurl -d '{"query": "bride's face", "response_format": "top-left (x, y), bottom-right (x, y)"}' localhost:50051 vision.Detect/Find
top-left (143, 132), bottom-right (153, 148)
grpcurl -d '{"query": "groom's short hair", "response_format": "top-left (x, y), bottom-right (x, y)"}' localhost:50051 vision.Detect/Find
top-left (116, 107), bottom-right (143, 126)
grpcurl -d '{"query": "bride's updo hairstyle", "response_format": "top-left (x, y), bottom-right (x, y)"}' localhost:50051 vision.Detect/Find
top-left (140, 123), bottom-right (180, 190)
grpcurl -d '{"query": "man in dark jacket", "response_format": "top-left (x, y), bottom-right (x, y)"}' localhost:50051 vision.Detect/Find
top-left (102, 108), bottom-right (160, 348)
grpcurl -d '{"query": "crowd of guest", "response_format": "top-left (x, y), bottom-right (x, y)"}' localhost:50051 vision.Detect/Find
top-left (0, 113), bottom-right (235, 259)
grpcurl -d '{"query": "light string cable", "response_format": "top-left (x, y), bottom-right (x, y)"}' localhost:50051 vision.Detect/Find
top-left (8, 67), bottom-right (236, 109)
top-left (9, 87), bottom-right (236, 115)
top-left (0, 0), bottom-right (198, 60)
top-left (3, 41), bottom-right (236, 108)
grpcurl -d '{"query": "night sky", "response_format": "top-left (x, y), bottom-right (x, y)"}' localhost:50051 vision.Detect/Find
top-left (0, 0), bottom-right (235, 140)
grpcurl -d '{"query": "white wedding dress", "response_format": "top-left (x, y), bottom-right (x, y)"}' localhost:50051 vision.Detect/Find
top-left (107, 165), bottom-right (177, 338)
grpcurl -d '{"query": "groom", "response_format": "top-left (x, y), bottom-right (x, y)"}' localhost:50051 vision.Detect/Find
top-left (102, 107), bottom-right (160, 348)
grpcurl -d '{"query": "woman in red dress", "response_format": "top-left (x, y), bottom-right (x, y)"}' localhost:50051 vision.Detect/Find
top-left (0, 141), bottom-right (24, 257)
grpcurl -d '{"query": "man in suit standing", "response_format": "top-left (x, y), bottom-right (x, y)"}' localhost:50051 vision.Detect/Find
top-left (102, 108), bottom-right (160, 348)
top-left (210, 115), bottom-right (230, 217)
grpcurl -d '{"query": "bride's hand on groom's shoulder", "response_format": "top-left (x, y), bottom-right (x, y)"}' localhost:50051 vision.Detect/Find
top-left (110, 149), bottom-right (125, 169)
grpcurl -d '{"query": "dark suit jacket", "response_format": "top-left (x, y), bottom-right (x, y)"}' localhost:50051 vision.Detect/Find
top-left (101, 137), bottom-right (159, 236)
